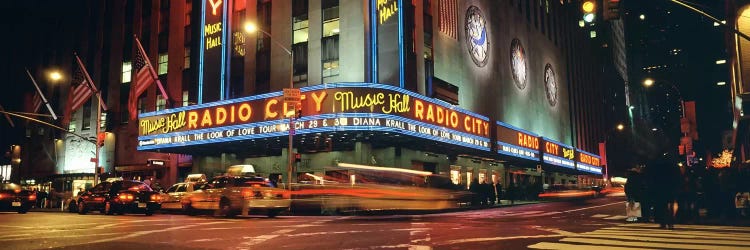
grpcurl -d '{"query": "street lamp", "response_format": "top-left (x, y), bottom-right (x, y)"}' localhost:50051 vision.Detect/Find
top-left (48, 71), bottom-right (62, 82)
top-left (642, 78), bottom-right (691, 166)
top-left (245, 22), bottom-right (296, 190)
top-left (616, 123), bottom-right (625, 131)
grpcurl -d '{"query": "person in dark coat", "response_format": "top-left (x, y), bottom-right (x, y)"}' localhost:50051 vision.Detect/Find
top-left (469, 178), bottom-right (480, 206)
top-left (647, 153), bottom-right (682, 229)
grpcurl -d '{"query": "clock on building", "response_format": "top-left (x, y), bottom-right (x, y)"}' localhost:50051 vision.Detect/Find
top-left (510, 39), bottom-right (527, 90)
top-left (544, 63), bottom-right (558, 106)
top-left (465, 6), bottom-right (489, 67)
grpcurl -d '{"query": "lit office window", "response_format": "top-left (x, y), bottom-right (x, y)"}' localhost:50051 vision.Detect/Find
top-left (322, 0), bottom-right (339, 37)
top-left (156, 94), bottom-right (166, 111)
top-left (293, 0), bottom-right (309, 84)
top-left (122, 61), bottom-right (132, 83)
top-left (182, 91), bottom-right (189, 107)
top-left (184, 47), bottom-right (191, 69)
top-left (322, 0), bottom-right (339, 82)
top-left (158, 53), bottom-right (168, 75)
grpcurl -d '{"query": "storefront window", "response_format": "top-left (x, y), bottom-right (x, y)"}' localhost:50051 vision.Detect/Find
top-left (450, 169), bottom-right (460, 185)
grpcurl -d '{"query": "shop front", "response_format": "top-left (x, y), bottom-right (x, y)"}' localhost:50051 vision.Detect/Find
top-left (136, 83), bottom-right (602, 191)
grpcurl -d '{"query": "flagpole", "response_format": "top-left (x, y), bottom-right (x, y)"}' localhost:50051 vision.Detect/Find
top-left (73, 53), bottom-right (106, 185)
top-left (26, 68), bottom-right (58, 120)
top-left (134, 35), bottom-right (170, 106)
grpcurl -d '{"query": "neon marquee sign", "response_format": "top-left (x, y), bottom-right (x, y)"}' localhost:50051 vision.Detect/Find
top-left (542, 138), bottom-right (575, 169)
top-left (496, 122), bottom-right (540, 161)
top-left (576, 150), bottom-right (602, 175)
top-left (138, 83), bottom-right (491, 151)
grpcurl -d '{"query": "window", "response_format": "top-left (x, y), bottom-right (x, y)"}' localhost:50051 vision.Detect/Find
top-left (184, 47), bottom-right (191, 69)
top-left (182, 90), bottom-right (189, 107)
top-left (158, 53), bottom-right (168, 75)
top-left (293, 0), bottom-right (309, 85)
top-left (322, 36), bottom-right (339, 80)
top-left (322, 0), bottom-right (339, 38)
top-left (138, 96), bottom-right (146, 115)
top-left (156, 94), bottom-right (166, 111)
top-left (185, 0), bottom-right (191, 26)
top-left (322, 0), bottom-right (339, 82)
top-left (82, 101), bottom-right (91, 130)
top-left (122, 61), bottom-right (132, 83)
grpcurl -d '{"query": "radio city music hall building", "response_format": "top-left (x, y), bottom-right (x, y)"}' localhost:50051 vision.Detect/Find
top-left (47, 0), bottom-right (613, 190)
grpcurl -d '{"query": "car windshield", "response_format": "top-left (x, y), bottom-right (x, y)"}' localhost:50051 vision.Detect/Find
top-left (119, 181), bottom-right (153, 191)
top-left (1, 183), bottom-right (21, 191)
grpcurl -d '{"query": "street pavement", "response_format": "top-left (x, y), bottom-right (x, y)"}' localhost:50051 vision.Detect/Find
top-left (1, 194), bottom-right (748, 250)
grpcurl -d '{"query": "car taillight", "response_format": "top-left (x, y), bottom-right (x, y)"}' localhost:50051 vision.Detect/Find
top-left (28, 194), bottom-right (36, 201)
top-left (118, 193), bottom-right (134, 201)
top-left (150, 194), bottom-right (161, 201)
top-left (0, 194), bottom-right (5, 199)
top-left (242, 190), bottom-right (253, 198)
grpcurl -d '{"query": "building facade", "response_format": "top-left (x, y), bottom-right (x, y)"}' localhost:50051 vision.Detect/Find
top-left (18, 0), bottom-right (617, 191)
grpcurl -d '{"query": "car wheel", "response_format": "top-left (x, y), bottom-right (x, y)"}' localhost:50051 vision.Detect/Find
top-left (267, 209), bottom-right (280, 218)
top-left (68, 201), bottom-right (78, 213)
top-left (219, 198), bottom-right (236, 218)
top-left (145, 209), bottom-right (154, 216)
top-left (104, 202), bottom-right (115, 215)
top-left (17, 206), bottom-right (29, 214)
top-left (77, 200), bottom-right (88, 215)
top-left (183, 203), bottom-right (196, 216)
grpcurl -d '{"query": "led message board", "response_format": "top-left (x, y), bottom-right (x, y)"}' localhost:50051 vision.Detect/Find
top-left (541, 138), bottom-right (575, 169)
top-left (495, 122), bottom-right (540, 161)
top-left (138, 83), bottom-right (491, 151)
top-left (576, 149), bottom-right (602, 175)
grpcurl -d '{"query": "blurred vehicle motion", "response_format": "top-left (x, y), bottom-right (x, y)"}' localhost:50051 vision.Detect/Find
top-left (74, 179), bottom-right (162, 215)
top-left (537, 184), bottom-right (599, 200)
top-left (159, 174), bottom-right (207, 211)
top-left (181, 165), bottom-right (291, 217)
top-left (292, 163), bottom-right (472, 214)
top-left (0, 183), bottom-right (36, 214)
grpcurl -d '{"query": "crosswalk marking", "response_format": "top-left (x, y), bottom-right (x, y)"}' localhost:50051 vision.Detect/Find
top-left (603, 215), bottom-right (628, 220)
top-left (590, 214), bottom-right (609, 218)
top-left (528, 223), bottom-right (750, 250)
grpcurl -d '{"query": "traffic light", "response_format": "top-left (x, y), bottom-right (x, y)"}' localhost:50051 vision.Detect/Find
top-left (97, 132), bottom-right (106, 147)
top-left (582, 0), bottom-right (596, 23)
top-left (295, 153), bottom-right (301, 162)
top-left (603, 0), bottom-right (621, 21)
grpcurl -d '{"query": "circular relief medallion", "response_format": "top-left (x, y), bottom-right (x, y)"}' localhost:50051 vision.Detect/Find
top-left (465, 6), bottom-right (489, 67)
top-left (544, 63), bottom-right (558, 106)
top-left (510, 39), bottom-right (528, 90)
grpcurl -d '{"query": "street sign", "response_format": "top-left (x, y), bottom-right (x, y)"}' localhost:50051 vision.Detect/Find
top-left (283, 88), bottom-right (301, 103)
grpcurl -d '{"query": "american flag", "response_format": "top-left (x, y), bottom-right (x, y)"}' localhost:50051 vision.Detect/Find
top-left (438, 0), bottom-right (458, 39)
top-left (31, 92), bottom-right (42, 114)
top-left (62, 62), bottom-right (94, 126)
top-left (129, 37), bottom-right (157, 120)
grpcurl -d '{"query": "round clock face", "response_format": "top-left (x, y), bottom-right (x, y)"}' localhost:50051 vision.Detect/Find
top-left (510, 39), bottom-right (528, 90)
top-left (465, 6), bottom-right (489, 67)
top-left (544, 63), bottom-right (558, 106)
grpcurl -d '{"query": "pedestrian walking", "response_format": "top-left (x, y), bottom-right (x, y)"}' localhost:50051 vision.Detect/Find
top-left (647, 152), bottom-right (681, 230)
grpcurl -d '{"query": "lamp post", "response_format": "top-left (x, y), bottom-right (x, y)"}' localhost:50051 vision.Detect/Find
top-left (245, 23), bottom-right (296, 190)
top-left (602, 123), bottom-right (625, 186)
top-left (643, 78), bottom-right (690, 166)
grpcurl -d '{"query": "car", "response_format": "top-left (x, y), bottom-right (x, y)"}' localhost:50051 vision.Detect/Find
top-left (0, 183), bottom-right (36, 214)
top-left (159, 181), bottom-right (206, 211)
top-left (76, 180), bottom-right (162, 216)
top-left (181, 175), bottom-right (291, 217)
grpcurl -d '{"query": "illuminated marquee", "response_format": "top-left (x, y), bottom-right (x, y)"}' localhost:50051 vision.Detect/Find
top-left (138, 83), bottom-right (491, 151)
top-left (541, 138), bottom-right (575, 169)
top-left (576, 150), bottom-right (602, 175)
top-left (495, 122), bottom-right (539, 161)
